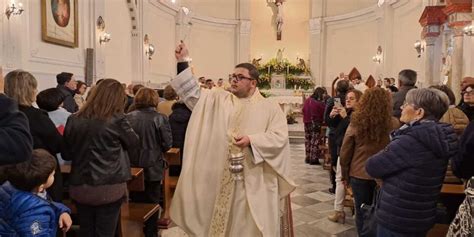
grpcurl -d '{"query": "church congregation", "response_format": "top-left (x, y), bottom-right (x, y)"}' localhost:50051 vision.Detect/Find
top-left (1, 0), bottom-right (474, 237)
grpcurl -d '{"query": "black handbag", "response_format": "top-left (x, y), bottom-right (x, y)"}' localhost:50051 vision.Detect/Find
top-left (360, 188), bottom-right (380, 237)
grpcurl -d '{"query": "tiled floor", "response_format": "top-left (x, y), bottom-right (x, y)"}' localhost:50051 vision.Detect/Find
top-left (162, 125), bottom-right (357, 237)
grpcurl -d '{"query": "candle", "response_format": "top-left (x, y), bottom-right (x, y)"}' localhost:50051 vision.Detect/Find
top-left (294, 85), bottom-right (296, 90)
top-left (287, 65), bottom-right (289, 74)
top-left (268, 66), bottom-right (270, 75)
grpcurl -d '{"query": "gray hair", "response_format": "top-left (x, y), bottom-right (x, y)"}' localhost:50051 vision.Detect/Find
top-left (405, 88), bottom-right (449, 121)
top-left (4, 70), bottom-right (38, 106)
top-left (398, 69), bottom-right (417, 86)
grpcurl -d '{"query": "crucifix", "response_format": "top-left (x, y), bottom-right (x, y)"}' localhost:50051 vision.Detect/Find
top-left (267, 0), bottom-right (285, 40)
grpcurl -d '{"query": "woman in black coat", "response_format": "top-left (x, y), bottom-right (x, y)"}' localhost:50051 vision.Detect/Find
top-left (126, 87), bottom-right (172, 237)
top-left (366, 88), bottom-right (458, 237)
top-left (4, 70), bottom-right (63, 202)
top-left (63, 79), bottom-right (139, 237)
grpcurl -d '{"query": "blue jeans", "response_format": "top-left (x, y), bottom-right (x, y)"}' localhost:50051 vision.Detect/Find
top-left (377, 224), bottom-right (427, 237)
top-left (350, 177), bottom-right (376, 237)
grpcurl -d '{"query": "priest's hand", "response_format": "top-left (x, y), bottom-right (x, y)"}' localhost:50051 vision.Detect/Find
top-left (175, 41), bottom-right (189, 62)
top-left (234, 135), bottom-right (250, 148)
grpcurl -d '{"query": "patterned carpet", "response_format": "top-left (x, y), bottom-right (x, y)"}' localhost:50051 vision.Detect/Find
top-left (162, 123), bottom-right (357, 236)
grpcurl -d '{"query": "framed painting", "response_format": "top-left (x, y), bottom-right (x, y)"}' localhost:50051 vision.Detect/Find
top-left (41, 0), bottom-right (78, 48)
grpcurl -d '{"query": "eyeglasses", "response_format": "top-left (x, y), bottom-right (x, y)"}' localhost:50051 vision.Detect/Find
top-left (231, 74), bottom-right (254, 82)
top-left (401, 101), bottom-right (418, 109)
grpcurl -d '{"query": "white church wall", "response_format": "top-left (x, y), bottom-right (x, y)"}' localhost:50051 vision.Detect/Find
top-left (104, 0), bottom-right (133, 84)
top-left (0, 0), bottom-right (98, 91)
top-left (325, 0), bottom-right (376, 17)
top-left (390, 0), bottom-right (424, 83)
top-left (143, 1), bottom-right (177, 86)
top-left (187, 18), bottom-right (237, 80)
top-left (180, 0), bottom-right (237, 20)
top-left (323, 11), bottom-right (378, 87)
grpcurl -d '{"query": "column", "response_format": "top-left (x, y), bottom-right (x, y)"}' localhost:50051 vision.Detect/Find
top-left (443, 0), bottom-right (472, 100)
top-left (309, 17), bottom-right (323, 86)
top-left (424, 36), bottom-right (438, 86)
top-left (237, 20), bottom-right (251, 64)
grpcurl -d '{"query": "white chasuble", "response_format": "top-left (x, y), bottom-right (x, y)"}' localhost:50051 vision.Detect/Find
top-left (170, 68), bottom-right (296, 237)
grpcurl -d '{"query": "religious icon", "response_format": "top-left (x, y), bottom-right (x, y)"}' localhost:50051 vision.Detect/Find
top-left (41, 0), bottom-right (78, 47)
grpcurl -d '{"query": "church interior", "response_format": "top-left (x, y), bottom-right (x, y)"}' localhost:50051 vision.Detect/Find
top-left (1, 0), bottom-right (473, 237)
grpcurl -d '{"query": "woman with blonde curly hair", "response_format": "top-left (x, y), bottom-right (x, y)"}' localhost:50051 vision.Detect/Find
top-left (340, 87), bottom-right (399, 236)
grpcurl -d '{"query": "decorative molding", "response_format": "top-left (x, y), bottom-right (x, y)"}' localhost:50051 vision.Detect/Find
top-left (239, 20), bottom-right (251, 34)
top-left (419, 6), bottom-right (447, 27)
top-left (127, 0), bottom-right (139, 30)
top-left (309, 17), bottom-right (322, 34)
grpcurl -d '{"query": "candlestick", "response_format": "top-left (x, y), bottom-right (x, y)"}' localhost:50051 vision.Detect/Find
top-left (287, 65), bottom-right (289, 74)
top-left (268, 66), bottom-right (270, 75)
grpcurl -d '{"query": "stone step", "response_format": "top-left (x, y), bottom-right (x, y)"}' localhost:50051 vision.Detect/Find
top-left (289, 136), bottom-right (305, 144)
top-left (289, 130), bottom-right (305, 137)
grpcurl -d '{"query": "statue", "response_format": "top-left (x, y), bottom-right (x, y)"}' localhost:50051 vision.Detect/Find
top-left (441, 55), bottom-right (451, 85)
top-left (275, 0), bottom-right (284, 40)
top-left (267, 0), bottom-right (285, 40)
top-left (297, 58), bottom-right (311, 75)
top-left (276, 48), bottom-right (285, 64)
top-left (252, 57), bottom-right (262, 67)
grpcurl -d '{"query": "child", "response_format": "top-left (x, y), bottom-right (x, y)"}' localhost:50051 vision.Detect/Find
top-left (0, 149), bottom-right (72, 236)
top-left (36, 88), bottom-right (71, 135)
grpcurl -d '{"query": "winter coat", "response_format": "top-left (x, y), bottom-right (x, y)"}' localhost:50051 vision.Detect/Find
top-left (126, 107), bottom-right (173, 181)
top-left (0, 182), bottom-right (70, 237)
top-left (366, 121), bottom-right (458, 233)
top-left (0, 94), bottom-right (32, 165)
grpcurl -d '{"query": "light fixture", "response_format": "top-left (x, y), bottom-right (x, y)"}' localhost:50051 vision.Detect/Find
top-left (97, 16), bottom-right (111, 45)
top-left (99, 33), bottom-right (111, 44)
top-left (372, 46), bottom-right (383, 64)
top-left (144, 34), bottom-right (155, 60)
top-left (414, 40), bottom-right (424, 58)
top-left (464, 25), bottom-right (473, 36)
top-left (5, 2), bottom-right (24, 20)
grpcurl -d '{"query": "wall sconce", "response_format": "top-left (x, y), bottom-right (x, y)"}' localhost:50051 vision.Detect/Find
top-left (5, 2), bottom-right (24, 20)
top-left (372, 46), bottom-right (383, 64)
top-left (414, 40), bottom-right (424, 58)
top-left (97, 16), bottom-right (111, 44)
top-left (144, 34), bottom-right (155, 60)
top-left (464, 25), bottom-right (473, 36)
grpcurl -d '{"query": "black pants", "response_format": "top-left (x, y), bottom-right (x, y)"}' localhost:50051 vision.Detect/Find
top-left (328, 135), bottom-right (338, 190)
top-left (76, 199), bottom-right (122, 237)
top-left (130, 181), bottom-right (162, 237)
top-left (350, 177), bottom-right (377, 237)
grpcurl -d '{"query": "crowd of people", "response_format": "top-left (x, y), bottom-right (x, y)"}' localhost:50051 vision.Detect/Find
top-left (303, 70), bottom-right (474, 236)
top-left (0, 69), bottom-right (192, 237)
top-left (0, 42), bottom-right (473, 237)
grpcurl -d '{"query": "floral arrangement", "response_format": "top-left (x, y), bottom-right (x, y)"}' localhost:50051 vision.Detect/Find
top-left (255, 57), bottom-right (313, 90)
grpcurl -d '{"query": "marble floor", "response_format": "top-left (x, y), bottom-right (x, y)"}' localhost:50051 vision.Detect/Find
top-left (162, 131), bottom-right (357, 236)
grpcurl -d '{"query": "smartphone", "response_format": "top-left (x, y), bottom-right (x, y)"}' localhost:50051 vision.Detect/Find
top-left (334, 98), bottom-right (342, 108)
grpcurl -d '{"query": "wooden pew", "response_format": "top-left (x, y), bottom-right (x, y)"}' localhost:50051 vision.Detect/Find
top-left (440, 183), bottom-right (465, 195)
top-left (162, 148), bottom-right (181, 227)
top-left (60, 165), bottom-right (145, 192)
top-left (63, 200), bottom-right (160, 237)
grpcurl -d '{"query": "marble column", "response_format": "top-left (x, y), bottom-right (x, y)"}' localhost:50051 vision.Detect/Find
top-left (451, 27), bottom-right (465, 99)
top-left (424, 36), bottom-right (438, 86)
top-left (309, 17), bottom-right (323, 86)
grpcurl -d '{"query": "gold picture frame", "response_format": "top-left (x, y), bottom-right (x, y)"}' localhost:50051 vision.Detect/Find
top-left (41, 0), bottom-right (78, 48)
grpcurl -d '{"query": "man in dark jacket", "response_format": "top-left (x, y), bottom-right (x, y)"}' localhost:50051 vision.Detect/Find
top-left (56, 72), bottom-right (78, 113)
top-left (392, 69), bottom-right (417, 119)
top-left (168, 102), bottom-right (192, 176)
top-left (0, 94), bottom-right (32, 165)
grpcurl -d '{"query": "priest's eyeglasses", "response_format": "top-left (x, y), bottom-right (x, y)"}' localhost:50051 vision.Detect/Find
top-left (231, 74), bottom-right (254, 82)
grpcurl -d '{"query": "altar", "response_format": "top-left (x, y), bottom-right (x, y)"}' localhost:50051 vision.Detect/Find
top-left (261, 89), bottom-right (307, 115)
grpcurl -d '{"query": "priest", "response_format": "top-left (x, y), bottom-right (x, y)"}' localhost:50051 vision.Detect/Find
top-left (169, 42), bottom-right (296, 237)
